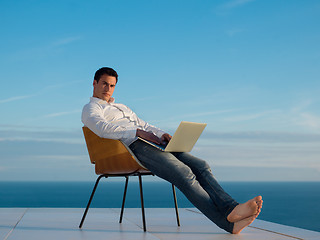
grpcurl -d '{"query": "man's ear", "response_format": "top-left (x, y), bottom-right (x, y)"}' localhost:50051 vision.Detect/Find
top-left (93, 80), bottom-right (97, 87)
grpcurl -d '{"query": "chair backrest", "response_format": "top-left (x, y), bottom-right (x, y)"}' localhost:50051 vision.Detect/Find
top-left (82, 127), bottom-right (147, 175)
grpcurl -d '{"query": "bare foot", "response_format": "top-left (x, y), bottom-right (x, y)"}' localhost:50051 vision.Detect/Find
top-left (227, 196), bottom-right (262, 223)
top-left (232, 214), bottom-right (258, 234)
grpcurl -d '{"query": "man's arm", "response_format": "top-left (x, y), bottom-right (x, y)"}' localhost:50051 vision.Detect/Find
top-left (82, 100), bottom-right (170, 145)
top-left (82, 103), bottom-right (137, 140)
top-left (136, 129), bottom-right (172, 145)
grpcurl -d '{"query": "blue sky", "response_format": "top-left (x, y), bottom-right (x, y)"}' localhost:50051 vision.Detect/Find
top-left (0, 0), bottom-right (319, 181)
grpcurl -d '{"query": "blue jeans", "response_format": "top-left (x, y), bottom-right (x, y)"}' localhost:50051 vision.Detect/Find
top-left (129, 139), bottom-right (239, 233)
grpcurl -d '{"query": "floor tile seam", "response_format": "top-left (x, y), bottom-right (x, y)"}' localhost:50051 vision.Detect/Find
top-left (248, 226), bottom-right (304, 240)
top-left (186, 208), bottom-right (305, 239)
top-left (109, 207), bottom-right (144, 230)
top-left (4, 208), bottom-right (28, 240)
top-left (109, 208), bottom-right (162, 240)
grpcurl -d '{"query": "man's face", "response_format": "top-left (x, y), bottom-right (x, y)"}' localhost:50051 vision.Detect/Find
top-left (93, 74), bottom-right (117, 102)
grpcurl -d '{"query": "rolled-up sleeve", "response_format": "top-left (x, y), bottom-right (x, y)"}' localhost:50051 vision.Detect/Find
top-left (137, 117), bottom-right (166, 138)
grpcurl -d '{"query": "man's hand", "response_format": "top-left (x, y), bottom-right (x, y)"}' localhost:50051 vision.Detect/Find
top-left (161, 133), bottom-right (172, 145)
top-left (136, 129), bottom-right (162, 145)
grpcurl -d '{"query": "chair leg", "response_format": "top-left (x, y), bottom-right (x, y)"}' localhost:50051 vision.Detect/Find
top-left (119, 176), bottom-right (129, 223)
top-left (172, 184), bottom-right (180, 226)
top-left (79, 175), bottom-right (105, 228)
top-left (138, 174), bottom-right (147, 232)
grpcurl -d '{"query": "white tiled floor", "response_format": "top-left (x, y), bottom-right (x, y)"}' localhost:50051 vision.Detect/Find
top-left (1, 208), bottom-right (319, 240)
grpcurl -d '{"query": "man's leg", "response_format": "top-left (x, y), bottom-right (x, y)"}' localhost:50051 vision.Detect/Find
top-left (129, 140), bottom-right (234, 233)
top-left (173, 152), bottom-right (263, 224)
top-left (172, 152), bottom-right (238, 218)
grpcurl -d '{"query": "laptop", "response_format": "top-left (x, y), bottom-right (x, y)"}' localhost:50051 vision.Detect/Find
top-left (138, 121), bottom-right (207, 152)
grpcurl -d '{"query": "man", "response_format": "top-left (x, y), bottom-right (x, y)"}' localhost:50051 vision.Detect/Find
top-left (82, 67), bottom-right (263, 234)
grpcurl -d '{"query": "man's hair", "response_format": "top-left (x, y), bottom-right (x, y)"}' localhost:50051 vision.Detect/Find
top-left (94, 67), bottom-right (118, 83)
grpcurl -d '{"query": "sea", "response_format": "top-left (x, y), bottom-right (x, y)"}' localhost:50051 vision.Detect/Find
top-left (0, 181), bottom-right (319, 232)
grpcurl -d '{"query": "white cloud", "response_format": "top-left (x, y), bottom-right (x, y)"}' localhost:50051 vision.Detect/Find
top-left (0, 94), bottom-right (36, 104)
top-left (224, 110), bottom-right (280, 122)
top-left (163, 109), bottom-right (242, 122)
top-left (289, 99), bottom-right (320, 131)
top-left (0, 124), bottom-right (72, 132)
top-left (0, 136), bottom-right (83, 144)
top-left (8, 35), bottom-right (82, 61)
top-left (0, 127), bottom-right (83, 144)
top-left (33, 155), bottom-right (87, 161)
top-left (1, 127), bottom-right (319, 181)
top-left (297, 113), bottom-right (320, 130)
top-left (193, 142), bottom-right (320, 172)
top-left (225, 28), bottom-right (245, 37)
top-left (52, 36), bottom-right (82, 46)
top-left (291, 99), bottom-right (313, 113)
top-left (0, 80), bottom-right (82, 105)
top-left (43, 110), bottom-right (81, 118)
top-left (222, 0), bottom-right (256, 9)
top-left (214, 0), bottom-right (256, 17)
top-left (201, 130), bottom-right (320, 143)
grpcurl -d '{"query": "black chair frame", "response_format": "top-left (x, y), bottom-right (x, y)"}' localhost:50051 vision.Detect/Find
top-left (79, 171), bottom-right (180, 231)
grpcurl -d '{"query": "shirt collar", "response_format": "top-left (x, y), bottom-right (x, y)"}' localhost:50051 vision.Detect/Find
top-left (90, 97), bottom-right (115, 104)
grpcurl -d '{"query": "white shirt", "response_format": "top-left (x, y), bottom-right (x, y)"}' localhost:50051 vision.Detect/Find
top-left (81, 97), bottom-right (166, 146)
